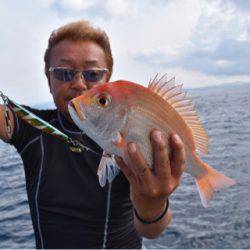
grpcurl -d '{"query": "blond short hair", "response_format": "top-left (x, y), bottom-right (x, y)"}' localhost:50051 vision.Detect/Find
top-left (44, 20), bottom-right (113, 80)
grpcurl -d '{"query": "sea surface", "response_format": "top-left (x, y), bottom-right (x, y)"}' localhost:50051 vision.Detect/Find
top-left (0, 84), bottom-right (250, 249)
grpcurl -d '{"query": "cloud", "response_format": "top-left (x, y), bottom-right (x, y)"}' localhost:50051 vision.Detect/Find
top-left (60, 0), bottom-right (98, 11)
top-left (135, 38), bottom-right (250, 76)
top-left (182, 39), bottom-right (250, 75)
top-left (0, 0), bottom-right (249, 105)
top-left (133, 0), bottom-right (250, 79)
top-left (229, 0), bottom-right (250, 12)
top-left (51, 0), bottom-right (139, 20)
top-left (0, 1), bottom-right (70, 104)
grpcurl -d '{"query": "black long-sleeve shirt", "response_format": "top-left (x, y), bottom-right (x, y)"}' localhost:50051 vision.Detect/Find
top-left (9, 107), bottom-right (142, 249)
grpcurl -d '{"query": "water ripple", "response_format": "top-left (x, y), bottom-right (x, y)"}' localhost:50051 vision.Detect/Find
top-left (0, 85), bottom-right (250, 248)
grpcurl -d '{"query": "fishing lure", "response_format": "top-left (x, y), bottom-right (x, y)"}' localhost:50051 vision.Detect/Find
top-left (0, 91), bottom-right (107, 156)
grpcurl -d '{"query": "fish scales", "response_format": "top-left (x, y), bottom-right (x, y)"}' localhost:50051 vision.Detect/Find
top-left (126, 85), bottom-right (196, 152)
top-left (124, 106), bottom-right (170, 167)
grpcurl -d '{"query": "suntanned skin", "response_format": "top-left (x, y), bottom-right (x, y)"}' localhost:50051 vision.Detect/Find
top-left (116, 131), bottom-right (185, 238)
top-left (48, 39), bottom-right (109, 120)
top-left (0, 39), bottom-right (186, 239)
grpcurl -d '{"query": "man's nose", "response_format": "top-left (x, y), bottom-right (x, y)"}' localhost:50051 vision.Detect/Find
top-left (71, 72), bottom-right (87, 90)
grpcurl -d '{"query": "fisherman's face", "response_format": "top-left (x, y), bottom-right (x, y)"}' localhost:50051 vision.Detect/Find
top-left (49, 39), bottom-right (109, 120)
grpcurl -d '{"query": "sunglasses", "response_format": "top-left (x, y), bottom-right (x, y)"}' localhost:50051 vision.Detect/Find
top-left (49, 67), bottom-right (109, 83)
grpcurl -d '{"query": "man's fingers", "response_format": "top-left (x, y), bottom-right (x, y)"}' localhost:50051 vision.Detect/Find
top-left (151, 130), bottom-right (171, 178)
top-left (127, 142), bottom-right (151, 183)
top-left (170, 133), bottom-right (186, 179)
top-left (115, 156), bottom-right (137, 185)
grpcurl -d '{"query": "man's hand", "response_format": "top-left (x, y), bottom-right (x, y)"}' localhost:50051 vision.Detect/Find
top-left (115, 130), bottom-right (185, 238)
top-left (0, 105), bottom-right (15, 141)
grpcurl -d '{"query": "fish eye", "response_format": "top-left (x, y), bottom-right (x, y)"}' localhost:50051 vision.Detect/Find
top-left (96, 93), bottom-right (111, 108)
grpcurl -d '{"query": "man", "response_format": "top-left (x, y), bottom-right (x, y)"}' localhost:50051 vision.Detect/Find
top-left (0, 20), bottom-right (185, 248)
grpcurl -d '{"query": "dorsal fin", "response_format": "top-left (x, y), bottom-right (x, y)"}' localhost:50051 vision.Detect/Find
top-left (148, 74), bottom-right (209, 154)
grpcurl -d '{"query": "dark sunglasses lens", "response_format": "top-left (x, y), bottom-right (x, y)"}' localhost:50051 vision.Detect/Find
top-left (54, 69), bottom-right (74, 82)
top-left (84, 70), bottom-right (105, 82)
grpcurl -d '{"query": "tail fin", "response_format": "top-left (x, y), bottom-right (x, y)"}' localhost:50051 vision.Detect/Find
top-left (194, 156), bottom-right (236, 207)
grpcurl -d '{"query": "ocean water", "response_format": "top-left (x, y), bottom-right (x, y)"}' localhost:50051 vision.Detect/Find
top-left (0, 84), bottom-right (250, 248)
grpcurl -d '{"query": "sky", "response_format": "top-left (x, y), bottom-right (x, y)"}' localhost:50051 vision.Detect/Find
top-left (0, 0), bottom-right (249, 105)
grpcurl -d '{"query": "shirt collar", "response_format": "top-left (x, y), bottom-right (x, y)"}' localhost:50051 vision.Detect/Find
top-left (57, 111), bottom-right (82, 135)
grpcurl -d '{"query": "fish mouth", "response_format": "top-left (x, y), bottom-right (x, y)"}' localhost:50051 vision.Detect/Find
top-left (68, 100), bottom-right (86, 121)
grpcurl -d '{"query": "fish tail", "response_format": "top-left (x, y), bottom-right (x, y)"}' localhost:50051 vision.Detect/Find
top-left (193, 156), bottom-right (236, 207)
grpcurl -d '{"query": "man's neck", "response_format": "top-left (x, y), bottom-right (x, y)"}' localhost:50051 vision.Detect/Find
top-left (58, 111), bottom-right (81, 133)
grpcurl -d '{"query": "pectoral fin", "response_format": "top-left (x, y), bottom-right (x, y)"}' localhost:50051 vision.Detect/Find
top-left (97, 152), bottom-right (120, 187)
top-left (112, 131), bottom-right (126, 148)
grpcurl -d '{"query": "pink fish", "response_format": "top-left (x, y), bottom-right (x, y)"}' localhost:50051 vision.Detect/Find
top-left (68, 74), bottom-right (235, 207)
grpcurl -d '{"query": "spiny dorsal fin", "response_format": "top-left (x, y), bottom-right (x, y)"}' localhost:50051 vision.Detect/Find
top-left (148, 74), bottom-right (209, 154)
